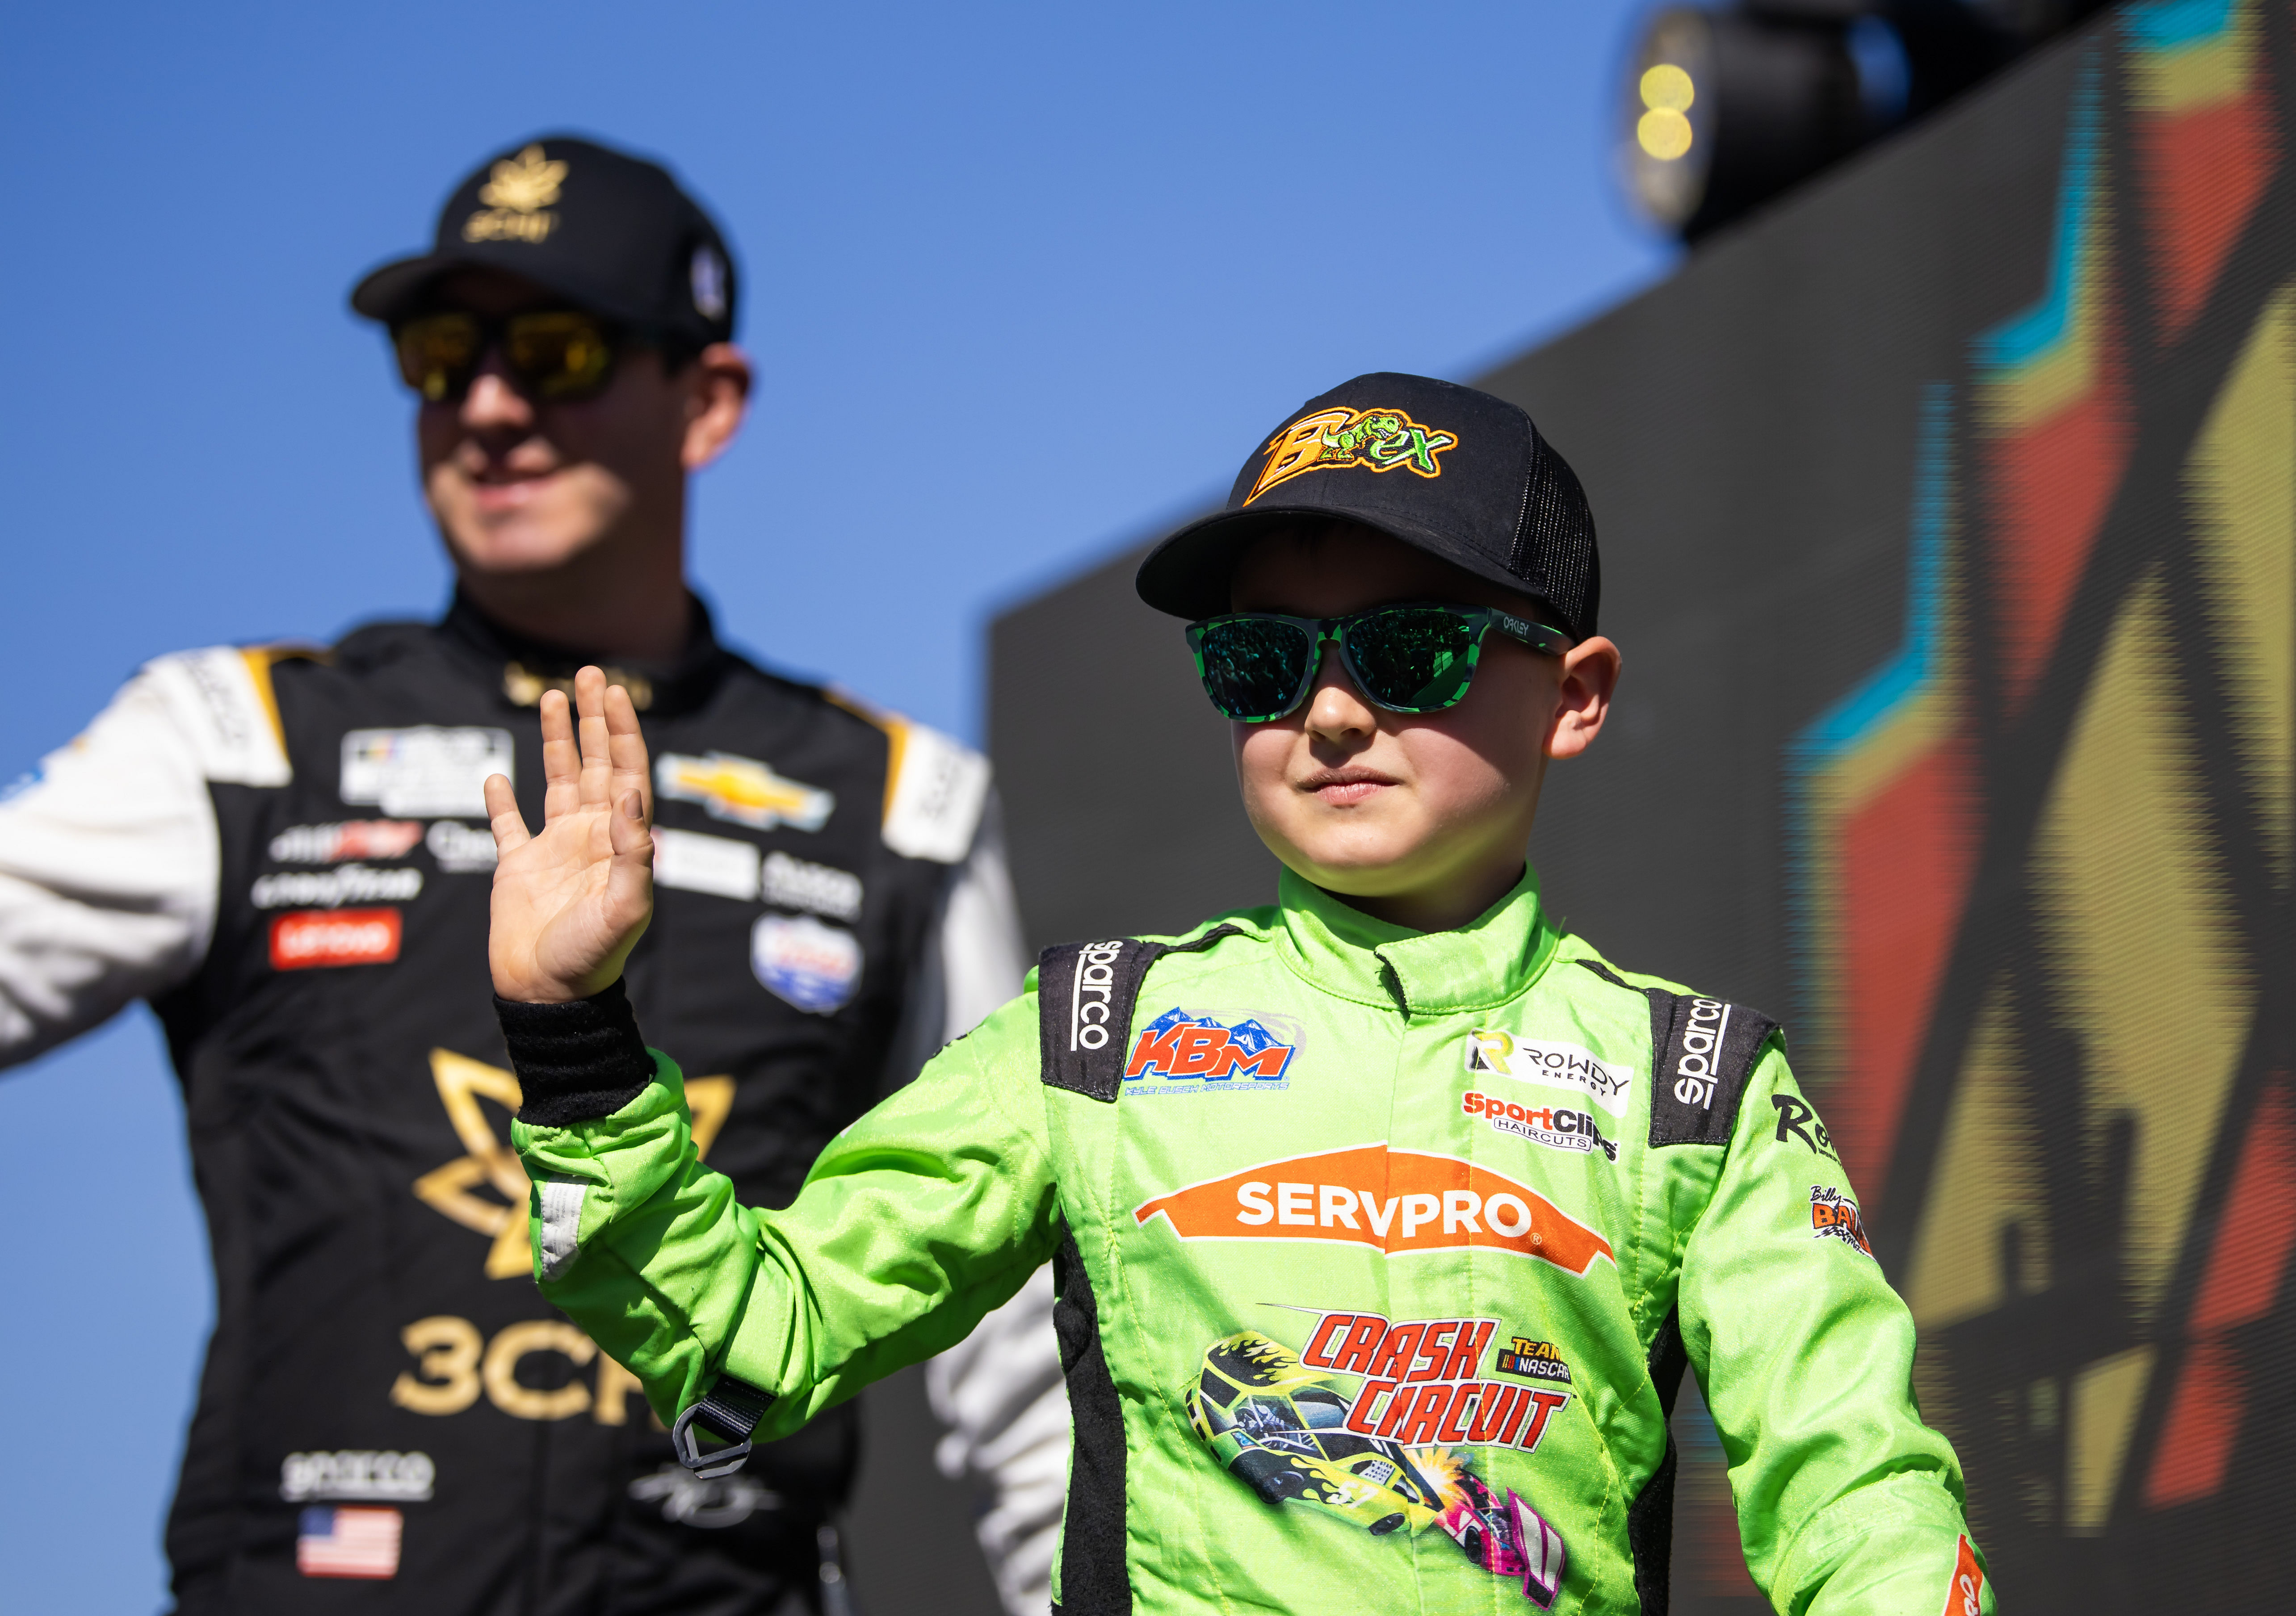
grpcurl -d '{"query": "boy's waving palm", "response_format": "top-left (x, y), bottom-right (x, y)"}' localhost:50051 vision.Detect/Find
top-left (484, 665), bottom-right (656, 1003)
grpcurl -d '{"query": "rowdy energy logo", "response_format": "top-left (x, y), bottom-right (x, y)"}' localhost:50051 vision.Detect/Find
top-left (1811, 1186), bottom-right (1872, 1256)
top-left (1133, 1146), bottom-right (1615, 1275)
top-left (1464, 1030), bottom-right (1631, 1117)
top-left (1246, 407), bottom-right (1461, 504)
top-left (1188, 1321), bottom-right (1569, 1606)
top-left (1462, 1091), bottom-right (1617, 1161)
top-left (1126, 1007), bottom-right (1299, 1090)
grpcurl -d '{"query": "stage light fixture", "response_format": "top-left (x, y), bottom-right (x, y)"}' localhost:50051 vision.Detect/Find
top-left (1621, 2), bottom-right (2113, 243)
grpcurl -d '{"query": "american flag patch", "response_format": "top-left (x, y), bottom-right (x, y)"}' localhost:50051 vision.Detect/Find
top-left (296, 1506), bottom-right (402, 1578)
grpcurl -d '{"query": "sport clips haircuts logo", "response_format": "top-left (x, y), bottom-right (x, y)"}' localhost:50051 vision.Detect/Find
top-left (1188, 1315), bottom-right (1570, 1606)
top-left (1245, 407), bottom-right (1461, 504)
top-left (1125, 1006), bottom-right (1301, 1092)
top-left (1134, 1146), bottom-right (1614, 1275)
top-left (1462, 1091), bottom-right (1616, 1161)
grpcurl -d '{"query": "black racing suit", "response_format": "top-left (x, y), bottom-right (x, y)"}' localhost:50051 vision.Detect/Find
top-left (0, 596), bottom-right (1061, 1615)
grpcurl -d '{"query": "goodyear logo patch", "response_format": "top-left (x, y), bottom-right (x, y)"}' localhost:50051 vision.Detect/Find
top-left (1125, 1007), bottom-right (1300, 1092)
top-left (657, 752), bottom-right (833, 833)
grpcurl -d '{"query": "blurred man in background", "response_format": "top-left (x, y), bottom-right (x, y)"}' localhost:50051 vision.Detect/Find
top-left (0, 134), bottom-right (1063, 1615)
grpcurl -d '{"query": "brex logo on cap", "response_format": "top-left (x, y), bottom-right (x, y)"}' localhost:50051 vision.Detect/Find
top-left (1246, 406), bottom-right (1460, 504)
top-left (1134, 1145), bottom-right (1613, 1274)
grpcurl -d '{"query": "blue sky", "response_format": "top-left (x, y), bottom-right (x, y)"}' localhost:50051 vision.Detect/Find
top-left (0, 3), bottom-right (1670, 1604)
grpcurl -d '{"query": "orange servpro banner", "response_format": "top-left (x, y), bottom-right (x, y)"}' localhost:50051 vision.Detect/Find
top-left (1132, 1145), bottom-right (1615, 1276)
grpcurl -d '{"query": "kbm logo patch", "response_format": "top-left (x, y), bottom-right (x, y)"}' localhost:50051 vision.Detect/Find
top-left (1126, 1007), bottom-right (1299, 1091)
top-left (1134, 1146), bottom-right (1615, 1275)
top-left (1810, 1186), bottom-right (1872, 1256)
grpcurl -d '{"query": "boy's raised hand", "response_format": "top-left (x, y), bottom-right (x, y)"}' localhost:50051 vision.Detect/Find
top-left (483, 666), bottom-right (656, 1003)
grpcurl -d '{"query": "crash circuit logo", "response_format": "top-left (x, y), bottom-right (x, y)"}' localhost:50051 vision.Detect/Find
top-left (1133, 1146), bottom-right (1614, 1274)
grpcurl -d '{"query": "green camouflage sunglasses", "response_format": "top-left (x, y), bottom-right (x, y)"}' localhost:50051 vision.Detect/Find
top-left (1185, 602), bottom-right (1573, 723)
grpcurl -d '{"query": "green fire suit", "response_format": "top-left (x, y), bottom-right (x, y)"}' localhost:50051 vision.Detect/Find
top-left (510, 866), bottom-right (1990, 1616)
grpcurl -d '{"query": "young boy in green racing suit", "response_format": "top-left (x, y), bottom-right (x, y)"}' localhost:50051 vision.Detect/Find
top-left (482, 374), bottom-right (1992, 1616)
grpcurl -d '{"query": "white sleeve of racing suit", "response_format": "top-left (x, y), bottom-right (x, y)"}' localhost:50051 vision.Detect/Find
top-left (0, 648), bottom-right (287, 1070)
top-left (916, 792), bottom-right (1066, 1616)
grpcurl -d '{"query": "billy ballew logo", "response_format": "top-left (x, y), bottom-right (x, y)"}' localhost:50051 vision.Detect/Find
top-left (1810, 1186), bottom-right (1872, 1256)
top-left (1247, 406), bottom-right (1461, 503)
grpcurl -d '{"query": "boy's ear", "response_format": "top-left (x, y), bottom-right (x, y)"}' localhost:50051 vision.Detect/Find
top-left (1546, 637), bottom-right (1621, 761)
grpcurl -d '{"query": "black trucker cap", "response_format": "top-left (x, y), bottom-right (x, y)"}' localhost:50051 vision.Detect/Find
top-left (350, 135), bottom-right (737, 348)
top-left (1135, 373), bottom-right (1600, 641)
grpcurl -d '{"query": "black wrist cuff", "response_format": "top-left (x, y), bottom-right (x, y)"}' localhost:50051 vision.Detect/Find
top-left (498, 978), bottom-right (656, 1126)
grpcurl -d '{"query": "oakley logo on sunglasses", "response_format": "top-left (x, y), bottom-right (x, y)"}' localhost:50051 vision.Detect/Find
top-left (1246, 406), bottom-right (1460, 504)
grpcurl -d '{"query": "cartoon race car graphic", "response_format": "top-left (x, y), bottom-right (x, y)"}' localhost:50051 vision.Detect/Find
top-left (1185, 1331), bottom-right (1567, 1606)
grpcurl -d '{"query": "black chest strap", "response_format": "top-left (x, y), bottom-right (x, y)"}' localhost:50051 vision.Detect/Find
top-left (1037, 926), bottom-right (1243, 1102)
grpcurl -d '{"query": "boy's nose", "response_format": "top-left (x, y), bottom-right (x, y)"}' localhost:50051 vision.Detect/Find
top-left (1302, 646), bottom-right (1377, 742)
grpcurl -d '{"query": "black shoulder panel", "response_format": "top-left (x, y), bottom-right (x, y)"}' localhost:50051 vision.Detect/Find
top-left (1037, 925), bottom-right (1243, 1102)
top-left (1574, 959), bottom-right (1781, 1149)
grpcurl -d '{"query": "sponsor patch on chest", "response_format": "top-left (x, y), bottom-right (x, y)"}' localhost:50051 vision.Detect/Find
top-left (658, 751), bottom-right (833, 832)
top-left (751, 913), bottom-right (861, 1012)
top-left (270, 908), bottom-right (402, 969)
top-left (1135, 1146), bottom-right (1613, 1274)
top-left (1463, 1030), bottom-right (1631, 1117)
top-left (1461, 1091), bottom-right (1617, 1161)
top-left (268, 820), bottom-right (424, 863)
top-left (1124, 1007), bottom-right (1301, 1092)
top-left (340, 728), bottom-right (513, 818)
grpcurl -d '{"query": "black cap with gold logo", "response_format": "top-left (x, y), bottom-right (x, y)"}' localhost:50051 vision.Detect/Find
top-left (350, 134), bottom-right (737, 347)
top-left (1135, 372), bottom-right (1599, 641)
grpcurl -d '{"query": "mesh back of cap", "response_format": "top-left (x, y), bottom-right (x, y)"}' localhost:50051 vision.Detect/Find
top-left (1511, 429), bottom-right (1600, 639)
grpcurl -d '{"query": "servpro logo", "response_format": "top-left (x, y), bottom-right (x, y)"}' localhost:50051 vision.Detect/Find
top-left (1068, 940), bottom-right (1126, 1051)
top-left (1133, 1146), bottom-right (1614, 1275)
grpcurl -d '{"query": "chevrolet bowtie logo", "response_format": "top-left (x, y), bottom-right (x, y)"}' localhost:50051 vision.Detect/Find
top-left (656, 751), bottom-right (834, 833)
top-left (414, 1049), bottom-right (733, 1279)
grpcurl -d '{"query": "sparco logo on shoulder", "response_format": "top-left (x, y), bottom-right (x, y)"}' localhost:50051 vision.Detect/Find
top-left (1070, 941), bottom-right (1128, 1051)
top-left (1673, 998), bottom-right (1733, 1109)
